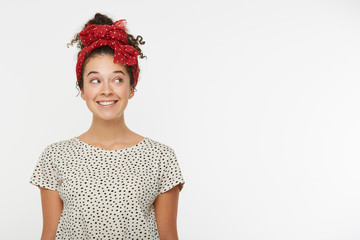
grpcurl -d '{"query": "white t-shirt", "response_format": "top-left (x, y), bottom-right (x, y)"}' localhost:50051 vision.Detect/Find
top-left (29, 136), bottom-right (185, 239)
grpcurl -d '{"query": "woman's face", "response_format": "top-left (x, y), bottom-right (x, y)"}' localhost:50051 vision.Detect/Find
top-left (81, 54), bottom-right (134, 121)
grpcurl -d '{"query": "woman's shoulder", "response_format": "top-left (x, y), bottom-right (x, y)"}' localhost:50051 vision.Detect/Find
top-left (40, 136), bottom-right (77, 153)
top-left (145, 137), bottom-right (176, 155)
top-left (145, 136), bottom-right (172, 148)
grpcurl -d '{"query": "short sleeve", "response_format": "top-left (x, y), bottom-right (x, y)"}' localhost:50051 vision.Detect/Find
top-left (29, 145), bottom-right (60, 191)
top-left (158, 147), bottom-right (185, 195)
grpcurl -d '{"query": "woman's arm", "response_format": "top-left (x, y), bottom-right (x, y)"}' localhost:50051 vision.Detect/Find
top-left (39, 187), bottom-right (63, 240)
top-left (154, 184), bottom-right (182, 240)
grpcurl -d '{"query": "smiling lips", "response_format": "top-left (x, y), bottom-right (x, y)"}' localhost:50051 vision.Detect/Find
top-left (97, 100), bottom-right (118, 107)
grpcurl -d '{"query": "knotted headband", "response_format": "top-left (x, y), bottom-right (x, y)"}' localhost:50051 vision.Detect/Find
top-left (76, 19), bottom-right (140, 87)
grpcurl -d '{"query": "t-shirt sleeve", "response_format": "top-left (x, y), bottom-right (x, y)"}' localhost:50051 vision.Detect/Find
top-left (158, 147), bottom-right (185, 195)
top-left (29, 145), bottom-right (60, 191)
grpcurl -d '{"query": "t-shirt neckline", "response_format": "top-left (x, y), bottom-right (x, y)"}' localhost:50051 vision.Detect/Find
top-left (73, 136), bottom-right (148, 153)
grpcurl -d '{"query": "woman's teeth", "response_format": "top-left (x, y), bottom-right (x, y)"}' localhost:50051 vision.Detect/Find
top-left (98, 101), bottom-right (116, 106)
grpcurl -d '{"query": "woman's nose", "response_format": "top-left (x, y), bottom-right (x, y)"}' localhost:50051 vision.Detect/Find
top-left (101, 81), bottom-right (113, 95)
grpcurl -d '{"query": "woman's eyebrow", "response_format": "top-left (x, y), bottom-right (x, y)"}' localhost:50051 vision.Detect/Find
top-left (87, 70), bottom-right (125, 77)
top-left (113, 70), bottom-right (125, 75)
top-left (87, 71), bottom-right (99, 76)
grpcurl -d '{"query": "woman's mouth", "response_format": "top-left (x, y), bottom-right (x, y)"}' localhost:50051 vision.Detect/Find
top-left (96, 100), bottom-right (118, 107)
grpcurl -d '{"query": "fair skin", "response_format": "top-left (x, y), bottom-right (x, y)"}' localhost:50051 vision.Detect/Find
top-left (39, 54), bottom-right (181, 240)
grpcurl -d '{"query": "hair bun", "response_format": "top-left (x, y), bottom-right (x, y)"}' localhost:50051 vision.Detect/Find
top-left (86, 13), bottom-right (113, 26)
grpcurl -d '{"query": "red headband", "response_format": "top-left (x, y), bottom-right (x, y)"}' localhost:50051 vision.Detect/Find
top-left (76, 19), bottom-right (140, 87)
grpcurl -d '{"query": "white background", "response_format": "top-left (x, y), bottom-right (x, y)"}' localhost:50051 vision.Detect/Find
top-left (1, 0), bottom-right (360, 239)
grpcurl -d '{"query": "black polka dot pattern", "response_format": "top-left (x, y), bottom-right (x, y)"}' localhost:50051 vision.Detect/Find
top-left (29, 136), bottom-right (185, 239)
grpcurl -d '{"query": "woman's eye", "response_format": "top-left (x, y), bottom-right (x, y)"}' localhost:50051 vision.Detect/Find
top-left (90, 79), bottom-right (99, 83)
top-left (115, 78), bottom-right (123, 83)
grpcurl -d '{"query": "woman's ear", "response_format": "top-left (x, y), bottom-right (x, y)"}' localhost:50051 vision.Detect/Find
top-left (81, 89), bottom-right (85, 100)
top-left (129, 87), bottom-right (135, 99)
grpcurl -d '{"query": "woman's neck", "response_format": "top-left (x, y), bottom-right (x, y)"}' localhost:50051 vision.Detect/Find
top-left (83, 114), bottom-right (133, 143)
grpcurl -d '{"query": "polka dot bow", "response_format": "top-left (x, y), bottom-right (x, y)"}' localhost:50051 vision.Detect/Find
top-left (76, 19), bottom-right (140, 87)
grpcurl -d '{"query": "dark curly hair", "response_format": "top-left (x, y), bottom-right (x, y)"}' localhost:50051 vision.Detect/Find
top-left (67, 13), bottom-right (146, 95)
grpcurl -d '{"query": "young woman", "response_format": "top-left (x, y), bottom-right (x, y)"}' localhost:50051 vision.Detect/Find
top-left (29, 13), bottom-right (185, 240)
